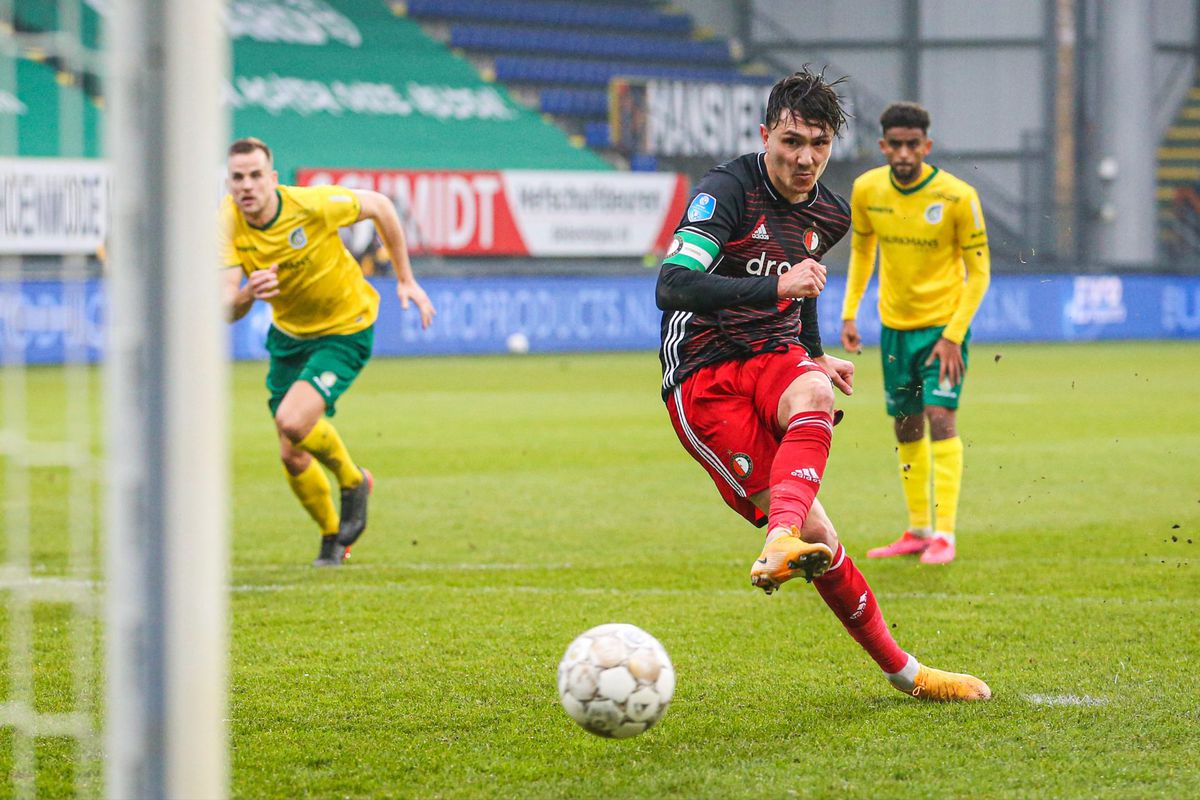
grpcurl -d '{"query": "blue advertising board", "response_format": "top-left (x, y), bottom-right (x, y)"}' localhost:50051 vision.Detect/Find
top-left (230, 276), bottom-right (665, 359)
top-left (0, 278), bottom-right (105, 364)
top-left (3, 274), bottom-right (1199, 365)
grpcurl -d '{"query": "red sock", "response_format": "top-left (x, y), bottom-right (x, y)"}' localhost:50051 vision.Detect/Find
top-left (814, 544), bottom-right (910, 674)
top-left (767, 411), bottom-right (833, 532)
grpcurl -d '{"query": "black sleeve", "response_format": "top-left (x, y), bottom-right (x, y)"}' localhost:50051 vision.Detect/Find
top-left (798, 297), bottom-right (824, 358)
top-left (674, 166), bottom-right (747, 247)
top-left (656, 264), bottom-right (779, 312)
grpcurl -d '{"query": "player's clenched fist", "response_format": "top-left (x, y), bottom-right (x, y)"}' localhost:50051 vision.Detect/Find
top-left (247, 264), bottom-right (280, 299)
top-left (776, 258), bottom-right (826, 299)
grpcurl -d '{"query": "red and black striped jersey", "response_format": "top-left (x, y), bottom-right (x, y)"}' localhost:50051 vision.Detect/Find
top-left (657, 152), bottom-right (851, 396)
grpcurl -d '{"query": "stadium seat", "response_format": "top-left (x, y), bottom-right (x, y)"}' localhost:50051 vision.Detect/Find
top-left (448, 25), bottom-right (733, 64)
top-left (584, 121), bottom-right (611, 149)
top-left (402, 0), bottom-right (693, 34)
top-left (539, 89), bottom-right (609, 117)
top-left (629, 153), bottom-right (659, 172)
top-left (495, 56), bottom-right (748, 87)
top-left (398, 0), bottom-right (751, 158)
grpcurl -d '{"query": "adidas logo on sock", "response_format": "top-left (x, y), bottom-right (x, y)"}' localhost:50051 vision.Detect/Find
top-left (751, 223), bottom-right (769, 240)
top-left (789, 467), bottom-right (822, 483)
top-left (849, 590), bottom-right (868, 620)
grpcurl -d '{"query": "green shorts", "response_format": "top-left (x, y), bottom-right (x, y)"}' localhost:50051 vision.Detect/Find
top-left (880, 324), bottom-right (970, 418)
top-left (264, 325), bottom-right (374, 417)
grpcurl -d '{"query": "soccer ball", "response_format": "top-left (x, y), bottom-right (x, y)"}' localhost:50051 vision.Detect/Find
top-left (505, 331), bottom-right (530, 354)
top-left (557, 623), bottom-right (674, 738)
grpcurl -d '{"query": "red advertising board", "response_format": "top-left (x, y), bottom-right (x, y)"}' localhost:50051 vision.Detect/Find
top-left (296, 168), bottom-right (690, 257)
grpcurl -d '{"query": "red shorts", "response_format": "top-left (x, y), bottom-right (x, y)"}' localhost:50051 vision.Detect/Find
top-left (665, 345), bottom-right (828, 527)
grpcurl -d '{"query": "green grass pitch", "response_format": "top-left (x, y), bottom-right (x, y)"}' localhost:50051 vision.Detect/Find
top-left (3, 341), bottom-right (1199, 799)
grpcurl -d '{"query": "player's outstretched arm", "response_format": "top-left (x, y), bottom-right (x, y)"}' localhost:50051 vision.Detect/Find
top-left (353, 189), bottom-right (436, 329)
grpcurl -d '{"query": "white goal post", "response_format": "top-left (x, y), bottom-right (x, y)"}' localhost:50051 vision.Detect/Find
top-left (104, 1), bottom-right (229, 798)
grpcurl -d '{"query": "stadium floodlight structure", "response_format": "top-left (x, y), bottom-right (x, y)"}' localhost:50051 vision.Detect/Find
top-left (105, 1), bottom-right (229, 798)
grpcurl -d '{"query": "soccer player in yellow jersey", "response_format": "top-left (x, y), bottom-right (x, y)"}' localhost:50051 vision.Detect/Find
top-left (220, 138), bottom-right (436, 566)
top-left (841, 103), bottom-right (990, 565)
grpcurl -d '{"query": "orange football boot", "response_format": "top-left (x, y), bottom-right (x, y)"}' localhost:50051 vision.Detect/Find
top-left (750, 527), bottom-right (833, 595)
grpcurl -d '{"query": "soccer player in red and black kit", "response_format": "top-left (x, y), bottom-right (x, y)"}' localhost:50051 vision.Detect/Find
top-left (656, 69), bottom-right (990, 702)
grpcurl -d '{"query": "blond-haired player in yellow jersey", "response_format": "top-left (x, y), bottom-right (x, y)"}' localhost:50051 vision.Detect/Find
top-left (221, 138), bottom-right (435, 566)
top-left (841, 103), bottom-right (990, 565)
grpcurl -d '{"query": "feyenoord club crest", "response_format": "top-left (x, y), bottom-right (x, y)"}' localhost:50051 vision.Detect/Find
top-left (802, 227), bottom-right (821, 254)
top-left (289, 226), bottom-right (307, 249)
top-left (924, 202), bottom-right (944, 224)
top-left (666, 235), bottom-right (684, 258)
top-left (730, 453), bottom-right (753, 480)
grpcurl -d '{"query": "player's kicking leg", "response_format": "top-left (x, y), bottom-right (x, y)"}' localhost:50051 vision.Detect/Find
top-left (749, 369), bottom-right (837, 592)
top-left (745, 367), bottom-right (988, 701)
top-left (757, 499), bottom-right (990, 701)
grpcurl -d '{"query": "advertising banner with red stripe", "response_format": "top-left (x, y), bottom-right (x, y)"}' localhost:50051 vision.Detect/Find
top-left (296, 168), bottom-right (690, 257)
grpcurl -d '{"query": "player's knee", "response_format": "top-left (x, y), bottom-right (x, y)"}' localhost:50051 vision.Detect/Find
top-left (274, 412), bottom-right (311, 444)
top-left (895, 413), bottom-right (925, 441)
top-left (926, 407), bottom-right (957, 439)
top-left (810, 379), bottom-right (836, 412)
top-left (782, 375), bottom-right (835, 419)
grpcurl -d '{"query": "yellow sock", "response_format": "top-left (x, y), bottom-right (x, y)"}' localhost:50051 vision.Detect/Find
top-left (897, 437), bottom-right (932, 531)
top-left (284, 460), bottom-right (338, 535)
top-left (931, 436), bottom-right (964, 535)
top-left (296, 417), bottom-right (363, 488)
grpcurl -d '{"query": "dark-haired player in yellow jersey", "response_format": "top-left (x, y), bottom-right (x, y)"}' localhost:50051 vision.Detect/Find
top-left (220, 138), bottom-right (435, 566)
top-left (841, 103), bottom-right (990, 565)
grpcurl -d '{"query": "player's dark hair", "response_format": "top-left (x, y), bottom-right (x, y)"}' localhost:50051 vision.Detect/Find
top-left (764, 66), bottom-right (849, 136)
top-left (880, 102), bottom-right (931, 134)
top-left (228, 137), bottom-right (272, 163)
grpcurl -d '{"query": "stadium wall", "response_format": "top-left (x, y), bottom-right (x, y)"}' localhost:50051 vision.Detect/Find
top-left (3, 274), bottom-right (1199, 364)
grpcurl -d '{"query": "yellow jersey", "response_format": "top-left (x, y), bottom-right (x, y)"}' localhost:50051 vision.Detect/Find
top-left (220, 185), bottom-right (379, 338)
top-left (842, 163), bottom-right (990, 343)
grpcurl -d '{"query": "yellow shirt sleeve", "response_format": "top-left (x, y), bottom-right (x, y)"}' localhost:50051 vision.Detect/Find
top-left (943, 186), bottom-right (991, 343)
top-left (312, 185), bottom-right (362, 231)
top-left (842, 179), bottom-right (877, 321)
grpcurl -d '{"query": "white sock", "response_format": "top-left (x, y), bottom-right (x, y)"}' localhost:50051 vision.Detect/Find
top-left (885, 654), bottom-right (920, 692)
top-left (909, 527), bottom-right (933, 538)
top-left (933, 531), bottom-right (956, 545)
top-left (764, 526), bottom-right (793, 545)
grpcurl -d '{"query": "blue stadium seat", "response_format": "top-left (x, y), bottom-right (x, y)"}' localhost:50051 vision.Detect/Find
top-left (495, 56), bottom-right (749, 87)
top-left (629, 153), bottom-right (659, 171)
top-left (404, 0), bottom-right (692, 34)
top-left (584, 121), bottom-right (611, 149)
top-left (539, 89), bottom-right (609, 117)
top-left (449, 24), bottom-right (732, 64)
